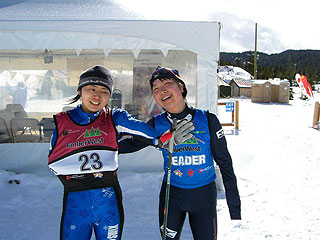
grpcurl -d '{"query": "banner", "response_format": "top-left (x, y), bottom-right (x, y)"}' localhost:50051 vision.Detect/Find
top-left (295, 73), bottom-right (313, 99)
top-left (301, 75), bottom-right (313, 98)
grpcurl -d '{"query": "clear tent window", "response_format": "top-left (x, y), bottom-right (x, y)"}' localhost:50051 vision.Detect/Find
top-left (0, 49), bottom-right (197, 143)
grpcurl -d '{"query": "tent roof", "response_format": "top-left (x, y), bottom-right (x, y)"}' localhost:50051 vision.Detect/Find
top-left (0, 0), bottom-right (221, 60)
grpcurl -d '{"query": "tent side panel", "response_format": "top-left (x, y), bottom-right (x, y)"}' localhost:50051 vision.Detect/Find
top-left (197, 56), bottom-right (218, 113)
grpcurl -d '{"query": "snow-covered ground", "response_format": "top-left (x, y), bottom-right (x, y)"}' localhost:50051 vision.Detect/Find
top-left (0, 88), bottom-right (319, 240)
top-left (218, 65), bottom-right (253, 83)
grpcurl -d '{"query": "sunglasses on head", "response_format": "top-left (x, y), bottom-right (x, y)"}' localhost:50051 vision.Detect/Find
top-left (149, 67), bottom-right (181, 85)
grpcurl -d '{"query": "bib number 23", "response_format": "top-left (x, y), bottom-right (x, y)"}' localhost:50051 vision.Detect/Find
top-left (78, 153), bottom-right (103, 171)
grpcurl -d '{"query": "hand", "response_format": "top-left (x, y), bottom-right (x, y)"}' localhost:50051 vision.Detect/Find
top-left (173, 119), bottom-right (195, 145)
top-left (157, 119), bottom-right (195, 149)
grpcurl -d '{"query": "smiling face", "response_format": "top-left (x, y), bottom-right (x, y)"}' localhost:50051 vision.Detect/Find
top-left (78, 84), bottom-right (111, 113)
top-left (152, 78), bottom-right (186, 114)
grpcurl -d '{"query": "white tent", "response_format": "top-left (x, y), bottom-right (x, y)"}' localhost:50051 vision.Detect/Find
top-left (0, 0), bottom-right (221, 174)
top-left (0, 0), bottom-right (220, 112)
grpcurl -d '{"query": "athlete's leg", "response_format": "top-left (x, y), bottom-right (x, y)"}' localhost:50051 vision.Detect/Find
top-left (60, 191), bottom-right (93, 240)
top-left (159, 182), bottom-right (186, 240)
top-left (93, 185), bottom-right (124, 240)
top-left (188, 182), bottom-right (217, 240)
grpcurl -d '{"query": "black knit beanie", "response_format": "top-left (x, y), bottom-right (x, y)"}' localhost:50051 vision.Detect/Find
top-left (78, 65), bottom-right (114, 93)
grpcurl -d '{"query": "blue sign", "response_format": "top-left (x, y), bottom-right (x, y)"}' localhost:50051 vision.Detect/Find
top-left (225, 102), bottom-right (234, 112)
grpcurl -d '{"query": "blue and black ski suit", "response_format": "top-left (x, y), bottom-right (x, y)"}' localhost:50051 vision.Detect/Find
top-left (48, 105), bottom-right (156, 240)
top-left (119, 105), bottom-right (241, 240)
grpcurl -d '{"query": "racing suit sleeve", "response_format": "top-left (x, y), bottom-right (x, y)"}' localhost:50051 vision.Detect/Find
top-left (112, 109), bottom-right (156, 154)
top-left (117, 117), bottom-right (155, 154)
top-left (49, 127), bottom-right (57, 154)
top-left (208, 112), bottom-right (241, 220)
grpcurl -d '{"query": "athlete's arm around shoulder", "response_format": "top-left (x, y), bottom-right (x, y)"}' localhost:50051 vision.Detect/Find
top-left (208, 112), bottom-right (241, 220)
top-left (117, 118), bottom-right (155, 154)
top-left (111, 108), bottom-right (156, 143)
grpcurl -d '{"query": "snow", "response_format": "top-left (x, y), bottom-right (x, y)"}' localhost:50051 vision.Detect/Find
top-left (218, 65), bottom-right (253, 83)
top-left (0, 88), bottom-right (319, 239)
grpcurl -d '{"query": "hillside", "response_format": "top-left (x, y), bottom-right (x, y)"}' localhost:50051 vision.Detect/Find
top-left (220, 50), bottom-right (320, 85)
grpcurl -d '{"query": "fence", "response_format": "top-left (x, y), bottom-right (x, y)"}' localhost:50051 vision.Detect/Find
top-left (312, 101), bottom-right (320, 130)
top-left (218, 101), bottom-right (239, 130)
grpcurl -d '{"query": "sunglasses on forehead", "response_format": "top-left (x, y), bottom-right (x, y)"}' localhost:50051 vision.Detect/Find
top-left (149, 67), bottom-right (182, 85)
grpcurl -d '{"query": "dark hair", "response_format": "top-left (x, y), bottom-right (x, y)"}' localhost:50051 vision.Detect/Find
top-left (68, 94), bottom-right (81, 105)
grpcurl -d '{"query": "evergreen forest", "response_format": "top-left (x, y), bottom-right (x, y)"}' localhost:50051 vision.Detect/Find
top-left (220, 50), bottom-right (320, 86)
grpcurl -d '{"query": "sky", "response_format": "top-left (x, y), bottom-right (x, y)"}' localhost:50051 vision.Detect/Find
top-left (0, 88), bottom-right (319, 239)
top-left (117, 0), bottom-right (320, 54)
top-left (1, 0), bottom-right (318, 54)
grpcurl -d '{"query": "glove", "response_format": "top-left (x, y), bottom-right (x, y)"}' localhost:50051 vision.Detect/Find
top-left (157, 119), bottom-right (195, 150)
